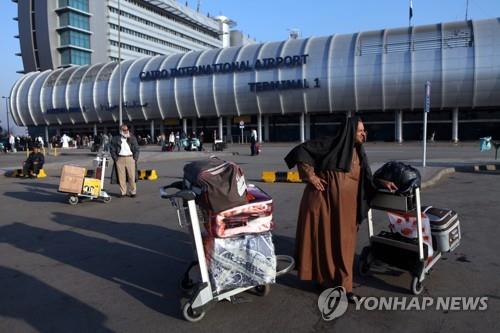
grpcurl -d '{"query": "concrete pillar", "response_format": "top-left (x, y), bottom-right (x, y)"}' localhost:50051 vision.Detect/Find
top-left (452, 108), bottom-right (459, 143)
top-left (150, 120), bottom-right (155, 141)
top-left (218, 117), bottom-right (223, 141)
top-left (226, 117), bottom-right (232, 142)
top-left (257, 114), bottom-right (263, 143)
top-left (192, 117), bottom-right (197, 134)
top-left (395, 110), bottom-right (403, 143)
top-left (93, 124), bottom-right (97, 136)
top-left (182, 118), bottom-right (187, 134)
top-left (300, 113), bottom-right (305, 143)
top-left (305, 113), bottom-right (311, 140)
top-left (56, 127), bottom-right (61, 136)
top-left (159, 121), bottom-right (164, 135)
top-left (347, 110), bottom-right (353, 118)
top-left (264, 115), bottom-right (270, 142)
top-left (45, 126), bottom-right (49, 145)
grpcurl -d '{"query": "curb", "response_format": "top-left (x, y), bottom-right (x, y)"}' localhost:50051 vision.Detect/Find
top-left (421, 167), bottom-right (456, 190)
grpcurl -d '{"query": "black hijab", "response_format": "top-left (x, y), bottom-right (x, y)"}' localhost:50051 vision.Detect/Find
top-left (285, 116), bottom-right (361, 171)
top-left (284, 116), bottom-right (375, 225)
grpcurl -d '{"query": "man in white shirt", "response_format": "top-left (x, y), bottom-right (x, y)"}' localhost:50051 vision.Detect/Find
top-left (110, 124), bottom-right (140, 197)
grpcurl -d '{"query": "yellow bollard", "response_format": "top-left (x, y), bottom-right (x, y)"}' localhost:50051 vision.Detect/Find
top-left (147, 169), bottom-right (158, 181)
top-left (286, 171), bottom-right (302, 183)
top-left (261, 171), bottom-right (277, 183)
top-left (37, 169), bottom-right (47, 178)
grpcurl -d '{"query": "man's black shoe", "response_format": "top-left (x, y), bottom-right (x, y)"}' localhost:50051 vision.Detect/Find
top-left (118, 194), bottom-right (126, 198)
top-left (129, 194), bottom-right (136, 198)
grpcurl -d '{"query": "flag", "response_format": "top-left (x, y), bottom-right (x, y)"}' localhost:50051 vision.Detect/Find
top-left (409, 0), bottom-right (414, 20)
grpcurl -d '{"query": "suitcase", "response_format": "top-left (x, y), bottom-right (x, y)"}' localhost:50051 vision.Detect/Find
top-left (423, 206), bottom-right (461, 252)
top-left (205, 184), bottom-right (273, 238)
top-left (183, 158), bottom-right (248, 213)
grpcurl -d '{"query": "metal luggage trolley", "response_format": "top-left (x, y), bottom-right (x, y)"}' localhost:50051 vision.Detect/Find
top-left (358, 187), bottom-right (442, 295)
top-left (160, 182), bottom-right (295, 322)
top-left (66, 154), bottom-right (112, 205)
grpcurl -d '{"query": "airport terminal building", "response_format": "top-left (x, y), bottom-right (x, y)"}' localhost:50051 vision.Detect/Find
top-left (9, 17), bottom-right (500, 142)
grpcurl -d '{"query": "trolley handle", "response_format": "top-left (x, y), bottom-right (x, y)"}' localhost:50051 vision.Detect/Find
top-left (160, 182), bottom-right (196, 201)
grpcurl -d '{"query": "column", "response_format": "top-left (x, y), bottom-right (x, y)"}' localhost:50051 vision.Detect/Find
top-left (192, 117), bottom-right (197, 134)
top-left (93, 124), bottom-right (97, 136)
top-left (182, 118), bottom-right (187, 134)
top-left (305, 113), bottom-right (311, 140)
top-left (218, 117), bottom-right (223, 141)
top-left (347, 110), bottom-right (353, 118)
top-left (264, 115), bottom-right (270, 142)
top-left (452, 108), bottom-right (459, 143)
top-left (56, 127), bottom-right (61, 136)
top-left (226, 117), bottom-right (232, 142)
top-left (45, 126), bottom-right (49, 145)
top-left (395, 110), bottom-right (403, 143)
top-left (257, 114), bottom-right (263, 143)
top-left (159, 121), bottom-right (164, 135)
top-left (150, 120), bottom-right (155, 141)
top-left (300, 113), bottom-right (305, 143)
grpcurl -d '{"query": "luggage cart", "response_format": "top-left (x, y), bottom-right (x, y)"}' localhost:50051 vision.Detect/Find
top-left (357, 187), bottom-right (442, 295)
top-left (66, 154), bottom-right (112, 205)
top-left (160, 182), bottom-right (295, 322)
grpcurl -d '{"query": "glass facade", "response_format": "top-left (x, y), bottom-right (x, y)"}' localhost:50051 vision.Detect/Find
top-left (60, 49), bottom-right (91, 65)
top-left (58, 0), bottom-right (89, 12)
top-left (60, 30), bottom-right (90, 49)
top-left (59, 11), bottom-right (90, 30)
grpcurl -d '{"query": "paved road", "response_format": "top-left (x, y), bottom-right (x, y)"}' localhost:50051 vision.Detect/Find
top-left (0, 143), bottom-right (498, 332)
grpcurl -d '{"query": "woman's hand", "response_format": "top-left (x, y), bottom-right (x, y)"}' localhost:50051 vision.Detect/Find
top-left (309, 175), bottom-right (327, 191)
top-left (379, 179), bottom-right (398, 192)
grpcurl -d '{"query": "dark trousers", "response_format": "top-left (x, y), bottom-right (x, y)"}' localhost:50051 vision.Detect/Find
top-left (23, 161), bottom-right (41, 176)
top-left (250, 142), bottom-right (256, 156)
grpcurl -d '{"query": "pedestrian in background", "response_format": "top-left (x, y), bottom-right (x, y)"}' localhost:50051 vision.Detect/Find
top-left (250, 129), bottom-right (258, 156)
top-left (110, 124), bottom-right (140, 198)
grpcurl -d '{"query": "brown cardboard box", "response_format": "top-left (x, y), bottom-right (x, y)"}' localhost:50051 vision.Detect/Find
top-left (59, 165), bottom-right (86, 194)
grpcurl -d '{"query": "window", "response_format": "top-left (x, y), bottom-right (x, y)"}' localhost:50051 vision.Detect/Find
top-left (59, 11), bottom-right (90, 30)
top-left (59, 0), bottom-right (89, 12)
top-left (60, 49), bottom-right (91, 65)
top-left (60, 30), bottom-right (90, 49)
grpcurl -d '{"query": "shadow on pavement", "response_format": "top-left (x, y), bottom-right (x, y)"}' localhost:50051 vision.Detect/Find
top-left (52, 212), bottom-right (192, 259)
top-left (0, 219), bottom-right (194, 320)
top-left (0, 266), bottom-right (112, 332)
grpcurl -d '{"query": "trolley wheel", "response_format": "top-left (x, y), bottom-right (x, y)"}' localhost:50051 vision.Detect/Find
top-left (103, 196), bottom-right (111, 204)
top-left (254, 284), bottom-right (271, 297)
top-left (275, 255), bottom-right (295, 276)
top-left (411, 276), bottom-right (424, 295)
top-left (180, 276), bottom-right (195, 293)
top-left (182, 301), bottom-right (205, 322)
top-left (358, 247), bottom-right (373, 277)
top-left (68, 195), bottom-right (79, 205)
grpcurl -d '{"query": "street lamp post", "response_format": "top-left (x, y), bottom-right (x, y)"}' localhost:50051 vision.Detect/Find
top-left (118, 0), bottom-right (123, 127)
top-left (2, 96), bottom-right (10, 134)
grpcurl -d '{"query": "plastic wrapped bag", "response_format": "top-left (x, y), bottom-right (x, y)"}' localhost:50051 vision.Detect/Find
top-left (373, 161), bottom-right (421, 195)
top-left (387, 211), bottom-right (433, 258)
top-left (203, 232), bottom-right (276, 294)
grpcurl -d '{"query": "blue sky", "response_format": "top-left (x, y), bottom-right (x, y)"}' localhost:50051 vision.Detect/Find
top-left (1, 0), bottom-right (499, 134)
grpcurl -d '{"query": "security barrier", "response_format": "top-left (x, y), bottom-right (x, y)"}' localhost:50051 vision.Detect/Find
top-left (5, 168), bottom-right (47, 178)
top-left (261, 171), bottom-right (302, 183)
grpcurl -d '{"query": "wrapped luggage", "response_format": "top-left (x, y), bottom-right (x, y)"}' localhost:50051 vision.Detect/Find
top-left (203, 231), bottom-right (276, 294)
top-left (373, 161), bottom-right (421, 195)
top-left (204, 184), bottom-right (274, 238)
